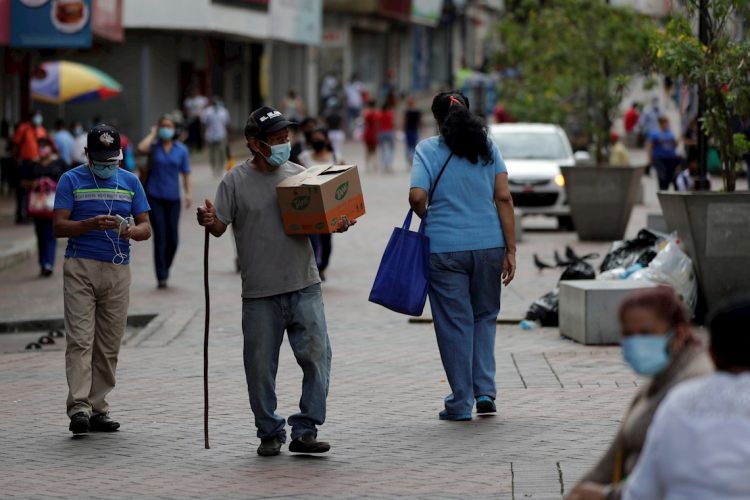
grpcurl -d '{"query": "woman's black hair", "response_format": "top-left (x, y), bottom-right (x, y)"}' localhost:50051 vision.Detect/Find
top-left (431, 91), bottom-right (492, 165)
top-left (309, 127), bottom-right (334, 152)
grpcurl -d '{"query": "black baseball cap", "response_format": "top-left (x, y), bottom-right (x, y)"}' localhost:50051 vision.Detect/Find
top-left (244, 106), bottom-right (296, 140)
top-left (87, 124), bottom-right (123, 162)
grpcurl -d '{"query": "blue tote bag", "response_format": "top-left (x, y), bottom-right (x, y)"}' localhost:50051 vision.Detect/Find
top-left (368, 153), bottom-right (453, 316)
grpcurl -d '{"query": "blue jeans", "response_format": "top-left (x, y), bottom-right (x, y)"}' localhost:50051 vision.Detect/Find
top-left (148, 196), bottom-right (180, 282)
top-left (34, 218), bottom-right (56, 271)
top-left (428, 248), bottom-right (505, 416)
top-left (241, 283), bottom-right (332, 442)
top-left (378, 131), bottom-right (395, 172)
top-left (405, 129), bottom-right (419, 166)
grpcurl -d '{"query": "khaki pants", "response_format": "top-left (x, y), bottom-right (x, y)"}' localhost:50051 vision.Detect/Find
top-left (63, 257), bottom-right (131, 417)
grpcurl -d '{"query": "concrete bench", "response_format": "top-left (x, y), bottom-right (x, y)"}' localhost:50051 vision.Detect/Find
top-left (559, 280), bottom-right (660, 345)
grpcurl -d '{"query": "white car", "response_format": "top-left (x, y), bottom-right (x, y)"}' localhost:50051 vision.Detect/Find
top-left (489, 123), bottom-right (576, 228)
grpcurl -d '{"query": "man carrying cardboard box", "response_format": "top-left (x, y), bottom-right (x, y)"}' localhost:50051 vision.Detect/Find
top-left (196, 106), bottom-right (353, 457)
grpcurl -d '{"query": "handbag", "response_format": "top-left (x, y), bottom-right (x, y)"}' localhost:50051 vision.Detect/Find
top-left (27, 176), bottom-right (57, 219)
top-left (368, 153), bottom-right (453, 316)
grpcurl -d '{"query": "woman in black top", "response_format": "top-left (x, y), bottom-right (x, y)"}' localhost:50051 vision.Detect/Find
top-left (22, 138), bottom-right (69, 276)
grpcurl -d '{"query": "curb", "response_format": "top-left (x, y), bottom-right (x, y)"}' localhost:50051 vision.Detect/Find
top-left (0, 237), bottom-right (35, 272)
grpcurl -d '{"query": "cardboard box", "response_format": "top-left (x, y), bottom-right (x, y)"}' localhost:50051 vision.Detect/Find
top-left (276, 164), bottom-right (366, 235)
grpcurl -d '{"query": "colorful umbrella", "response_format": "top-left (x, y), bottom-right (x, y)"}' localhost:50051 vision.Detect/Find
top-left (31, 61), bottom-right (122, 105)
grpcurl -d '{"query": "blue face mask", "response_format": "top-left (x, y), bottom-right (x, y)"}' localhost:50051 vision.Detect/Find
top-left (32, 114), bottom-right (43, 126)
top-left (91, 162), bottom-right (119, 179)
top-left (158, 127), bottom-right (175, 141)
top-left (261, 141), bottom-right (291, 167)
top-left (622, 332), bottom-right (672, 376)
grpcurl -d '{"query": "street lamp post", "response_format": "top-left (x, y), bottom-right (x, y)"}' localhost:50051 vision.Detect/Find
top-left (695, 0), bottom-right (711, 190)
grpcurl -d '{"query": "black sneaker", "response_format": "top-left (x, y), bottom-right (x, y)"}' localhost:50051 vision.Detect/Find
top-left (289, 433), bottom-right (330, 454)
top-left (89, 413), bottom-right (120, 432)
top-left (476, 395), bottom-right (497, 414)
top-left (257, 436), bottom-right (283, 457)
top-left (69, 412), bottom-right (90, 435)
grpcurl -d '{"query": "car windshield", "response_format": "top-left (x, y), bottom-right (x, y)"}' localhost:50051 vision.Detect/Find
top-left (491, 131), bottom-right (569, 160)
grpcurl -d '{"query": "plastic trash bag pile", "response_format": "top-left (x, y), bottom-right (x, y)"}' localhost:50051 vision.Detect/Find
top-left (521, 230), bottom-right (698, 329)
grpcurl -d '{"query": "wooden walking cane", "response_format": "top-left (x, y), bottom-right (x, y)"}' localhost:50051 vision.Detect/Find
top-left (203, 227), bottom-right (210, 449)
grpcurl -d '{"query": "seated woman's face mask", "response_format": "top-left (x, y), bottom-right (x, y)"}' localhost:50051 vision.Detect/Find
top-left (621, 331), bottom-right (673, 376)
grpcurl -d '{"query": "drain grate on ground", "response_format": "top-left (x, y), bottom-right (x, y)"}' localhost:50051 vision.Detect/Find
top-left (0, 314), bottom-right (157, 354)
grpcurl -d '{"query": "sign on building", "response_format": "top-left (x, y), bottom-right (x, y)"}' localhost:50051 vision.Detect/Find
top-left (269, 0), bottom-right (321, 45)
top-left (10, 0), bottom-right (93, 48)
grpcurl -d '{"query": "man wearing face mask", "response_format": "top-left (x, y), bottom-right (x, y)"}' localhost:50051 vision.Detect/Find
top-left (53, 124), bottom-right (151, 435)
top-left (567, 286), bottom-right (713, 500)
top-left (197, 106), bottom-right (353, 457)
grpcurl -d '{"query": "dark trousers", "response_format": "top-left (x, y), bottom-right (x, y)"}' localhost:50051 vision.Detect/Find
top-left (34, 218), bottom-right (56, 270)
top-left (148, 196), bottom-right (181, 282)
top-left (309, 234), bottom-right (332, 272)
top-left (653, 157), bottom-right (681, 191)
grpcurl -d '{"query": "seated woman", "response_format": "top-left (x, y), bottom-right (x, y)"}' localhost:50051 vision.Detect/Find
top-left (566, 286), bottom-right (713, 500)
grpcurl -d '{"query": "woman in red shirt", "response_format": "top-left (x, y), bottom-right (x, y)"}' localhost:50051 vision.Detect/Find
top-left (377, 102), bottom-right (396, 172)
top-left (362, 100), bottom-right (380, 172)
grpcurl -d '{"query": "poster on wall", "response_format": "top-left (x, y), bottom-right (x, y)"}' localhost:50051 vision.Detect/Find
top-left (10, 0), bottom-right (93, 48)
top-left (411, 0), bottom-right (443, 26)
top-left (269, 0), bottom-right (321, 46)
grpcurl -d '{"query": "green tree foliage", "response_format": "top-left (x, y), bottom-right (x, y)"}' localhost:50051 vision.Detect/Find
top-left (498, 0), bottom-right (656, 164)
top-left (650, 0), bottom-right (750, 192)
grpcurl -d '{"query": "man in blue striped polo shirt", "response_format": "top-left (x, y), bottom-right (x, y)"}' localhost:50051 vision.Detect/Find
top-left (53, 124), bottom-right (151, 435)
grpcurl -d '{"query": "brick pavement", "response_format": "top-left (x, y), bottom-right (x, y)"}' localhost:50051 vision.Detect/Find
top-left (0, 139), bottom-right (659, 499)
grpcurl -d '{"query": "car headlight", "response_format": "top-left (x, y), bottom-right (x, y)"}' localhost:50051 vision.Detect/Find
top-left (554, 174), bottom-right (565, 187)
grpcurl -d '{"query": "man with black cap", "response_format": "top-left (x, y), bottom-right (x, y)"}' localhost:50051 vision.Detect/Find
top-left (53, 124), bottom-right (151, 435)
top-left (197, 107), bottom-right (352, 457)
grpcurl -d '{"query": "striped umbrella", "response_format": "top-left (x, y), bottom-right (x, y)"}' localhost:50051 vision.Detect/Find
top-left (31, 61), bottom-right (122, 105)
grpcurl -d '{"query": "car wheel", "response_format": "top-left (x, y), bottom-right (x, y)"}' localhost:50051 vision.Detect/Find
top-left (557, 215), bottom-right (575, 231)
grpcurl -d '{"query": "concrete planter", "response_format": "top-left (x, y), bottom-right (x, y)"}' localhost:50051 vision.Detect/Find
top-left (658, 192), bottom-right (750, 312)
top-left (560, 166), bottom-right (645, 241)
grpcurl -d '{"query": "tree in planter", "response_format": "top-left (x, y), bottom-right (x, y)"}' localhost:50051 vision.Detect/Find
top-left (498, 0), bottom-right (656, 165)
top-left (650, 0), bottom-right (750, 192)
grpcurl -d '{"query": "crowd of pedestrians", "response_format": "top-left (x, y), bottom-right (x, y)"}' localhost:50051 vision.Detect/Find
top-left (2, 79), bottom-right (748, 496)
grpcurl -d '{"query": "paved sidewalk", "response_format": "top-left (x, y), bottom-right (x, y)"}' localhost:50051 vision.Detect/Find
top-left (0, 139), bottom-right (655, 499)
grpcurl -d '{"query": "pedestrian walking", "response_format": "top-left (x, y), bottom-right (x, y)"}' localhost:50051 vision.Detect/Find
top-left (377, 101), bottom-right (396, 172)
top-left (53, 124), bottom-right (151, 435)
top-left (623, 298), bottom-right (750, 500)
top-left (201, 96), bottom-right (230, 177)
top-left (71, 121), bottom-right (88, 165)
top-left (566, 287), bottom-right (713, 500)
top-left (289, 116), bottom-right (318, 165)
top-left (344, 75), bottom-right (364, 137)
top-left (409, 91), bottom-right (517, 421)
top-left (196, 106), bottom-right (353, 457)
top-left (281, 89), bottom-right (306, 123)
top-left (137, 115), bottom-right (193, 289)
top-left (183, 87), bottom-right (208, 151)
top-left (362, 100), bottom-right (379, 172)
top-left (298, 128), bottom-right (342, 281)
top-left (22, 137), bottom-right (69, 276)
top-left (623, 102), bottom-right (640, 146)
top-left (325, 107), bottom-right (345, 160)
top-left (608, 132), bottom-right (631, 167)
top-left (647, 116), bottom-right (680, 191)
top-left (403, 96), bottom-right (422, 167)
top-left (52, 119), bottom-right (75, 165)
top-left (12, 111), bottom-right (47, 223)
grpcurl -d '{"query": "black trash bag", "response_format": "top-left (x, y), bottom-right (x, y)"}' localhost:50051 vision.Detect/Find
top-left (599, 229), bottom-right (664, 273)
top-left (525, 289), bottom-right (560, 327)
top-left (559, 260), bottom-right (595, 281)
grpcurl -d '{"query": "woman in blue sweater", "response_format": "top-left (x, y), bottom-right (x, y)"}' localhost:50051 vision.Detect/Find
top-left (409, 92), bottom-right (517, 421)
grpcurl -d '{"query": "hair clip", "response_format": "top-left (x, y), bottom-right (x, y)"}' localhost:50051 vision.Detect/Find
top-left (449, 95), bottom-right (464, 107)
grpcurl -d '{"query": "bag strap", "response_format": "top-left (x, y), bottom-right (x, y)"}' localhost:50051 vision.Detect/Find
top-left (428, 152), bottom-right (454, 204)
